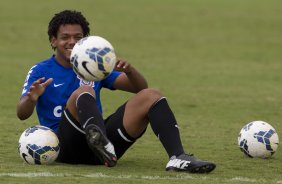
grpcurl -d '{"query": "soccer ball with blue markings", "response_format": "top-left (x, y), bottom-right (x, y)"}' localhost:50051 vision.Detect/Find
top-left (70, 36), bottom-right (117, 81)
top-left (18, 125), bottom-right (60, 164)
top-left (238, 121), bottom-right (279, 158)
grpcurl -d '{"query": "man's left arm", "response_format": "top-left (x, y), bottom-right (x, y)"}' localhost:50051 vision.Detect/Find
top-left (113, 59), bottom-right (148, 93)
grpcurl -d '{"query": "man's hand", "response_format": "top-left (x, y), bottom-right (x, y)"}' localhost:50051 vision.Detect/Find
top-left (115, 59), bottom-right (132, 74)
top-left (113, 59), bottom-right (148, 93)
top-left (17, 77), bottom-right (53, 120)
top-left (27, 77), bottom-right (53, 102)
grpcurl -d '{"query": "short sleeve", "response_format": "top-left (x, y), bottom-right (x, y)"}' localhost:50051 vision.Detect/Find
top-left (21, 65), bottom-right (41, 97)
top-left (101, 70), bottom-right (122, 89)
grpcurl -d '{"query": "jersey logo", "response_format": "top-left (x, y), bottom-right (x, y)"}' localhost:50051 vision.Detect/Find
top-left (53, 83), bottom-right (64, 87)
top-left (77, 75), bottom-right (95, 87)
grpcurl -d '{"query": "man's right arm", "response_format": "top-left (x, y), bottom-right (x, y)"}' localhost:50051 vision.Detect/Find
top-left (17, 96), bottom-right (37, 120)
top-left (17, 77), bottom-right (53, 120)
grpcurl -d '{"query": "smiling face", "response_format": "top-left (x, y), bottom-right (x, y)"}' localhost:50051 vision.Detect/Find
top-left (51, 24), bottom-right (84, 67)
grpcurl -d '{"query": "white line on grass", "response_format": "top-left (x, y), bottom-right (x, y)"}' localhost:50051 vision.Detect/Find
top-left (0, 172), bottom-right (279, 183)
top-left (230, 177), bottom-right (257, 183)
top-left (0, 172), bottom-right (193, 180)
top-left (0, 172), bottom-right (70, 177)
top-left (141, 175), bottom-right (193, 180)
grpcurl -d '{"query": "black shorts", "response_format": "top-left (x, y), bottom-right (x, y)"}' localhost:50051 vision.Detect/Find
top-left (57, 103), bottom-right (144, 165)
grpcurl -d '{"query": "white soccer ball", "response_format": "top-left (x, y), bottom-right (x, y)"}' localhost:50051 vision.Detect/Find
top-left (18, 125), bottom-right (60, 164)
top-left (70, 35), bottom-right (117, 81)
top-left (238, 120), bottom-right (279, 158)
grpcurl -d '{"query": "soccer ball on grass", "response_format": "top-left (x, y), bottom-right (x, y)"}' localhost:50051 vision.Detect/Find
top-left (238, 120), bottom-right (279, 158)
top-left (18, 125), bottom-right (60, 164)
top-left (70, 36), bottom-right (117, 81)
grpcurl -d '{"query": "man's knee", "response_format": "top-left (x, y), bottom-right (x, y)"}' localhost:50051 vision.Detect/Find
top-left (66, 85), bottom-right (95, 112)
top-left (77, 85), bottom-right (95, 95)
top-left (72, 85), bottom-right (96, 99)
top-left (137, 88), bottom-right (163, 104)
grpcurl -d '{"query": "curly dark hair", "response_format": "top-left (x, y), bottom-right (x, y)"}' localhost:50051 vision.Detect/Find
top-left (48, 10), bottom-right (90, 42)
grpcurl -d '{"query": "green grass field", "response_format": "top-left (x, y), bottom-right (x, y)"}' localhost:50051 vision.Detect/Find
top-left (1, 0), bottom-right (282, 183)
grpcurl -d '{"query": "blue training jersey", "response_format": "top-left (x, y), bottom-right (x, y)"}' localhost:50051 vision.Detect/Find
top-left (21, 55), bottom-right (121, 133)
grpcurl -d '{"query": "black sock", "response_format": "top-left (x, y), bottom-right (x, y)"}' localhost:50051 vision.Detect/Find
top-left (76, 92), bottom-right (106, 134)
top-left (148, 97), bottom-right (184, 158)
